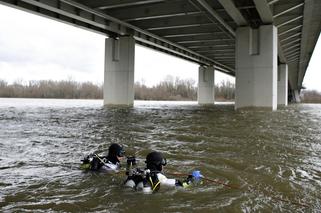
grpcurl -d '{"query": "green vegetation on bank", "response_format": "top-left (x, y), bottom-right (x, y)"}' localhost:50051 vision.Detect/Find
top-left (0, 77), bottom-right (235, 101)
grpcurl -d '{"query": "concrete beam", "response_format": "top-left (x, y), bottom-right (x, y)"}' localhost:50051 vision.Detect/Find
top-left (273, 3), bottom-right (304, 18)
top-left (279, 25), bottom-right (302, 36)
top-left (195, 0), bottom-right (236, 36)
top-left (269, 0), bottom-right (281, 5)
top-left (276, 15), bottom-right (303, 28)
top-left (283, 43), bottom-right (301, 53)
top-left (20, 0), bottom-right (124, 35)
top-left (297, 0), bottom-right (321, 90)
top-left (287, 52), bottom-right (300, 59)
top-left (129, 14), bottom-right (213, 31)
top-left (197, 49), bottom-right (234, 53)
top-left (286, 56), bottom-right (299, 63)
top-left (282, 38), bottom-right (301, 47)
top-left (97, 0), bottom-right (165, 10)
top-left (188, 44), bottom-right (232, 49)
top-left (104, 1), bottom-right (201, 21)
top-left (205, 53), bottom-right (235, 57)
top-left (163, 32), bottom-right (226, 40)
top-left (147, 23), bottom-right (215, 31)
top-left (217, 0), bottom-right (247, 26)
top-left (287, 57), bottom-right (300, 63)
top-left (177, 38), bottom-right (233, 44)
top-left (280, 32), bottom-right (301, 43)
top-left (287, 50), bottom-right (301, 57)
top-left (125, 12), bottom-right (203, 22)
top-left (253, 0), bottom-right (273, 23)
top-left (284, 49), bottom-right (300, 57)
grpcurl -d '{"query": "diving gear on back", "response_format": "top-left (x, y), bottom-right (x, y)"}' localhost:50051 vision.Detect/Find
top-left (80, 153), bottom-right (120, 172)
top-left (124, 168), bottom-right (174, 193)
top-left (124, 151), bottom-right (202, 193)
top-left (80, 143), bottom-right (125, 172)
top-left (125, 154), bottom-right (166, 193)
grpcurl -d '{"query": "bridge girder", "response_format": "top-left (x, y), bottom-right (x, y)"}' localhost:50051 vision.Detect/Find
top-left (0, 0), bottom-right (320, 89)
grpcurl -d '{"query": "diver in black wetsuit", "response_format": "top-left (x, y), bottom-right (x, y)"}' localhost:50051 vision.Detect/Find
top-left (81, 143), bottom-right (125, 172)
top-left (124, 151), bottom-right (203, 193)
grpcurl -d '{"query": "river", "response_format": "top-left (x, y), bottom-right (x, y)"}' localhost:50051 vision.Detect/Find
top-left (0, 98), bottom-right (320, 212)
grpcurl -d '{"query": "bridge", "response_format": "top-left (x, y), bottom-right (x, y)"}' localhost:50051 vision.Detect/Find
top-left (1, 0), bottom-right (320, 110)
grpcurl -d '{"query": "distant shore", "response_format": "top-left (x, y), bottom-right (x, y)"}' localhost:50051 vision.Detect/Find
top-left (0, 77), bottom-right (235, 101)
top-left (301, 90), bottom-right (321, 103)
top-left (1, 78), bottom-right (320, 103)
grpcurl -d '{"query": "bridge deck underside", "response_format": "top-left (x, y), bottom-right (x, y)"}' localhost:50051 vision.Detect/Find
top-left (1, 0), bottom-right (320, 89)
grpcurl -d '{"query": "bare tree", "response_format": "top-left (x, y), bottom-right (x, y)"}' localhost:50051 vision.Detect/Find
top-left (301, 90), bottom-right (321, 103)
top-left (0, 76), bottom-right (236, 101)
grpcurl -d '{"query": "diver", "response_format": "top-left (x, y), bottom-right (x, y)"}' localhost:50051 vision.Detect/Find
top-left (80, 143), bottom-right (125, 172)
top-left (124, 151), bottom-right (203, 193)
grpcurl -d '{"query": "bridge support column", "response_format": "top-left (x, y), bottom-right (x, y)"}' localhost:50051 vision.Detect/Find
top-left (198, 66), bottom-right (215, 105)
top-left (293, 90), bottom-right (301, 103)
top-left (235, 25), bottom-right (277, 110)
top-left (104, 36), bottom-right (135, 106)
top-left (277, 64), bottom-right (288, 106)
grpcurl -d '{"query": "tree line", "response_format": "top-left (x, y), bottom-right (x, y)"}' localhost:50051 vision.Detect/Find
top-left (134, 76), bottom-right (197, 100)
top-left (0, 77), bottom-right (235, 101)
top-left (0, 79), bottom-right (103, 99)
top-left (300, 90), bottom-right (321, 103)
top-left (135, 76), bottom-right (235, 101)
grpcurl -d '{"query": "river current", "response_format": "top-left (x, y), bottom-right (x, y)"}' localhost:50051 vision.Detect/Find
top-left (0, 98), bottom-right (320, 212)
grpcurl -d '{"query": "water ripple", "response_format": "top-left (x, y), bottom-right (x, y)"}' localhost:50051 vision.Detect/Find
top-left (0, 99), bottom-right (321, 212)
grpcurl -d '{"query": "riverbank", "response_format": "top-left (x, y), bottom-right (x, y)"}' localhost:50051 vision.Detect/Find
top-left (0, 78), bottom-right (235, 101)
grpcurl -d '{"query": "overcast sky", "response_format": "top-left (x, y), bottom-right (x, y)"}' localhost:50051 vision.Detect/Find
top-left (0, 4), bottom-right (320, 90)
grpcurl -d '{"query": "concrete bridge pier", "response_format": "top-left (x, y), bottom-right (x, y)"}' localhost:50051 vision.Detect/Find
top-left (198, 66), bottom-right (215, 105)
top-left (235, 25), bottom-right (277, 110)
top-left (292, 90), bottom-right (301, 103)
top-left (278, 64), bottom-right (288, 106)
top-left (104, 36), bottom-right (135, 106)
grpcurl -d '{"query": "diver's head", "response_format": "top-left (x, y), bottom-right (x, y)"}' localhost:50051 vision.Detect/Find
top-left (145, 151), bottom-right (167, 172)
top-left (108, 143), bottom-right (125, 162)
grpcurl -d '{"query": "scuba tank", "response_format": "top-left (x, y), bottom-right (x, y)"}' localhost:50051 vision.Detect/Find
top-left (143, 170), bottom-right (161, 192)
top-left (80, 154), bottom-right (94, 170)
top-left (126, 156), bottom-right (137, 176)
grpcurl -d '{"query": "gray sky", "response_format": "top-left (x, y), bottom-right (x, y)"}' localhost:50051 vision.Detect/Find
top-left (0, 4), bottom-right (320, 90)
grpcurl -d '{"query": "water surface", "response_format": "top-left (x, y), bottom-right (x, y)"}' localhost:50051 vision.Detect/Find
top-left (0, 98), bottom-right (320, 212)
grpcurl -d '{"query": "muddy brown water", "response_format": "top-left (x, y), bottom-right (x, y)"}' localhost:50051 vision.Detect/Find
top-left (0, 98), bottom-right (320, 212)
